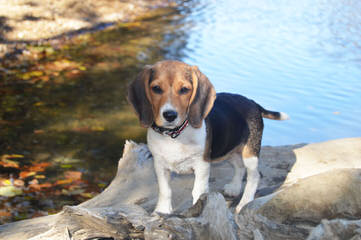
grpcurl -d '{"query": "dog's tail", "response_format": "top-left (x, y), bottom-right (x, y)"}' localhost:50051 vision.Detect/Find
top-left (258, 105), bottom-right (290, 120)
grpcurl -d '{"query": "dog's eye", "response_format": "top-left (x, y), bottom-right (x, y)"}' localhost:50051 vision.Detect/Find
top-left (179, 87), bottom-right (190, 95)
top-left (151, 85), bottom-right (163, 94)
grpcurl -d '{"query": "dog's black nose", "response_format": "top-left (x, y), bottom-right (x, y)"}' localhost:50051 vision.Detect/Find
top-left (163, 110), bottom-right (178, 122)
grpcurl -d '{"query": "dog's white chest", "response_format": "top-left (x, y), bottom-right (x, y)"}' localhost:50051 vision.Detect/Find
top-left (147, 123), bottom-right (207, 174)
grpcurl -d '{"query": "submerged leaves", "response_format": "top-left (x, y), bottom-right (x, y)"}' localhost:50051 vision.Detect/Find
top-left (0, 5), bottom-right (179, 225)
top-left (0, 154), bottom-right (24, 168)
top-left (0, 157), bottom-right (106, 224)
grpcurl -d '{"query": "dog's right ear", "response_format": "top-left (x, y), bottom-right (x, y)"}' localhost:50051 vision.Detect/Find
top-left (127, 65), bottom-right (153, 128)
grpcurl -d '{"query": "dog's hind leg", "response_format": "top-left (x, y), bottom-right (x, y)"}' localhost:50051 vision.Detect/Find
top-left (235, 132), bottom-right (262, 213)
top-left (223, 154), bottom-right (245, 197)
top-left (235, 155), bottom-right (260, 213)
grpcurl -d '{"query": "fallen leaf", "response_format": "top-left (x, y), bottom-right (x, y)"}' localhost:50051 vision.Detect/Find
top-left (35, 175), bottom-right (46, 179)
top-left (0, 210), bottom-right (11, 217)
top-left (14, 179), bottom-right (25, 187)
top-left (27, 162), bottom-right (51, 172)
top-left (64, 171), bottom-right (82, 180)
top-left (0, 186), bottom-right (23, 197)
top-left (30, 182), bottom-right (52, 190)
top-left (80, 192), bottom-right (96, 198)
top-left (1, 154), bottom-right (24, 160)
top-left (21, 70), bottom-right (43, 80)
top-left (60, 164), bottom-right (73, 169)
top-left (0, 154), bottom-right (23, 168)
top-left (28, 180), bottom-right (52, 190)
top-left (34, 102), bottom-right (45, 107)
top-left (39, 183), bottom-right (52, 188)
top-left (78, 66), bottom-right (86, 71)
top-left (20, 171), bottom-right (36, 179)
top-left (55, 179), bottom-right (73, 185)
top-left (1, 179), bottom-right (12, 186)
top-left (0, 160), bottom-right (19, 168)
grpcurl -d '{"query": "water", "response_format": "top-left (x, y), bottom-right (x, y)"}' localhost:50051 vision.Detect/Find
top-left (175, 0), bottom-right (361, 145)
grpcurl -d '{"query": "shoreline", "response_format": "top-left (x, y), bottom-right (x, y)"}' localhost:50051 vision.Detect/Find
top-left (0, 0), bottom-right (175, 58)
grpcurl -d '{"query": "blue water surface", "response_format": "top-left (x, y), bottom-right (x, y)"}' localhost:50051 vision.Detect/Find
top-left (176, 0), bottom-right (361, 145)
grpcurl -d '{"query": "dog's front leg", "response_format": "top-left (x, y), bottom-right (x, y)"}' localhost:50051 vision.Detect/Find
top-left (192, 159), bottom-right (210, 204)
top-left (154, 158), bottom-right (173, 214)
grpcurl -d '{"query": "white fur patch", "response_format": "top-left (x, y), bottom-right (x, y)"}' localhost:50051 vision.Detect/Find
top-left (148, 120), bottom-right (208, 214)
top-left (148, 121), bottom-right (207, 174)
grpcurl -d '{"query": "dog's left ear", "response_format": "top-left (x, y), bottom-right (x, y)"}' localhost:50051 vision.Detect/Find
top-left (127, 65), bottom-right (154, 128)
top-left (188, 66), bottom-right (216, 128)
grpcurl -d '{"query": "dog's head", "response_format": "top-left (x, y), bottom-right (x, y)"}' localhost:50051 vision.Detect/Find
top-left (128, 60), bottom-right (216, 129)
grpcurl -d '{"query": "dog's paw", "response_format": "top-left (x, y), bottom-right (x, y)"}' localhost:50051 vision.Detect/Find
top-left (153, 205), bottom-right (173, 216)
top-left (223, 183), bottom-right (241, 197)
top-left (235, 200), bottom-right (249, 214)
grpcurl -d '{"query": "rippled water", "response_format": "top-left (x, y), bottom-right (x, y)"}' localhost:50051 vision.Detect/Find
top-left (175, 0), bottom-right (361, 145)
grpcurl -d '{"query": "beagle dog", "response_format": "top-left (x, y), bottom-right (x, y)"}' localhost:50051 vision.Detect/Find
top-left (128, 60), bottom-right (289, 214)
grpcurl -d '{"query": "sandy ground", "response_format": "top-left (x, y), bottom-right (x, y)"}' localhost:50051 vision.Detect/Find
top-left (0, 0), bottom-right (174, 56)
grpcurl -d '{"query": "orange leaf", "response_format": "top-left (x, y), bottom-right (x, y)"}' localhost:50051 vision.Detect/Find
top-left (28, 180), bottom-right (51, 190)
top-left (20, 171), bottom-right (36, 179)
top-left (14, 179), bottom-right (25, 187)
top-left (0, 154), bottom-right (23, 168)
top-left (0, 160), bottom-right (19, 168)
top-left (38, 183), bottom-right (52, 188)
top-left (64, 171), bottom-right (82, 180)
top-left (34, 130), bottom-right (45, 134)
top-left (29, 184), bottom-right (41, 191)
top-left (55, 179), bottom-right (73, 185)
top-left (0, 210), bottom-right (11, 217)
top-left (27, 162), bottom-right (51, 172)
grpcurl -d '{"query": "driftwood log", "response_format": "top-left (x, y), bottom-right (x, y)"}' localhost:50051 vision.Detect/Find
top-left (0, 138), bottom-right (361, 240)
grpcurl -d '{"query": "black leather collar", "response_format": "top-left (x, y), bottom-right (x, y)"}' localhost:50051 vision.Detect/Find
top-left (151, 119), bottom-right (189, 139)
